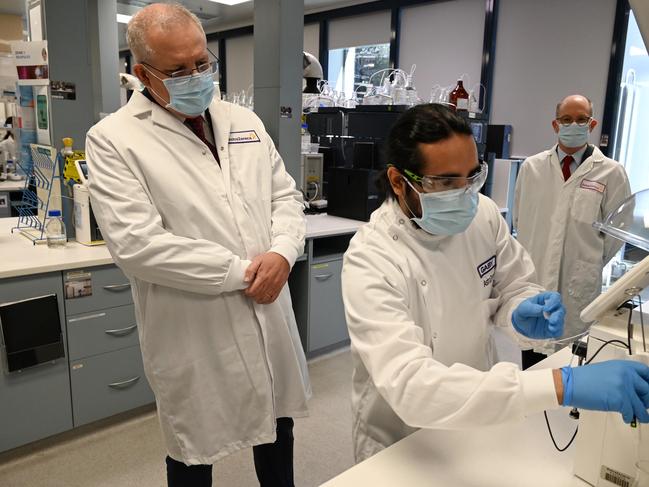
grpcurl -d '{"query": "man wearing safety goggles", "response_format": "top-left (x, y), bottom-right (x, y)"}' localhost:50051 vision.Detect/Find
top-left (513, 94), bottom-right (631, 368)
top-left (341, 104), bottom-right (649, 463)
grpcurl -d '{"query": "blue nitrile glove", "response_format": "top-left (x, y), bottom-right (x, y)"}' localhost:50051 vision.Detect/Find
top-left (562, 361), bottom-right (649, 424)
top-left (511, 291), bottom-right (565, 339)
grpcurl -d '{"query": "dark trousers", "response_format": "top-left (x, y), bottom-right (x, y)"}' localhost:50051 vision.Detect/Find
top-left (166, 417), bottom-right (295, 487)
top-left (521, 349), bottom-right (547, 370)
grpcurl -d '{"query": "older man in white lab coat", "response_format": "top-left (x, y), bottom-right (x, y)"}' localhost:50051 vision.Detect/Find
top-left (342, 104), bottom-right (649, 463)
top-left (513, 95), bottom-right (631, 367)
top-left (85, 5), bottom-right (310, 486)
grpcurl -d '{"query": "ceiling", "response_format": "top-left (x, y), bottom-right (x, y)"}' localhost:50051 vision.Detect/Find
top-left (0, 0), bottom-right (374, 50)
top-left (116, 0), bottom-right (372, 49)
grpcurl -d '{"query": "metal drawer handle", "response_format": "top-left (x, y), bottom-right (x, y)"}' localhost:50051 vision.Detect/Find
top-left (315, 274), bottom-right (333, 281)
top-left (108, 376), bottom-right (140, 389)
top-left (103, 283), bottom-right (131, 292)
top-left (104, 324), bottom-right (137, 337)
top-left (69, 312), bottom-right (106, 323)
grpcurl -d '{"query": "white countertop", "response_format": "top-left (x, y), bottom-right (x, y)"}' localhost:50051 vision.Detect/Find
top-left (0, 180), bottom-right (26, 192)
top-left (322, 347), bottom-right (589, 487)
top-left (0, 219), bottom-right (114, 279)
top-left (0, 214), bottom-right (365, 279)
top-left (305, 213), bottom-right (365, 239)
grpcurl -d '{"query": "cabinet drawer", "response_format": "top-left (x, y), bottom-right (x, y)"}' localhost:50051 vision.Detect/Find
top-left (70, 346), bottom-right (154, 427)
top-left (308, 258), bottom-right (348, 352)
top-left (64, 266), bottom-right (133, 315)
top-left (67, 305), bottom-right (139, 360)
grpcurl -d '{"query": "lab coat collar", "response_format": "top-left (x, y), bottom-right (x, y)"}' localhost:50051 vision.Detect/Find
top-left (205, 97), bottom-right (232, 155)
top-left (384, 198), bottom-right (451, 247)
top-left (548, 144), bottom-right (604, 184)
top-left (126, 91), bottom-right (230, 146)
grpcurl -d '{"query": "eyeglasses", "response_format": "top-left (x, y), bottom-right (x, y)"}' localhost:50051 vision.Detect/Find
top-left (400, 161), bottom-right (488, 194)
top-left (141, 48), bottom-right (219, 80)
top-left (556, 116), bottom-right (592, 127)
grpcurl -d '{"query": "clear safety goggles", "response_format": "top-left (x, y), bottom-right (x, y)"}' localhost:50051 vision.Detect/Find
top-left (555, 116), bottom-right (592, 127)
top-left (141, 48), bottom-right (219, 84)
top-left (400, 161), bottom-right (488, 194)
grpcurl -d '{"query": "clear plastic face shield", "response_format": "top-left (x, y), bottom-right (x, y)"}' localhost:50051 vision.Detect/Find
top-left (401, 161), bottom-right (489, 195)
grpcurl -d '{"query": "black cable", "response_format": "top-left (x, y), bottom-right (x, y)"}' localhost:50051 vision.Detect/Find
top-left (544, 411), bottom-right (578, 452)
top-left (544, 338), bottom-right (631, 452)
top-left (627, 303), bottom-right (634, 355)
top-left (585, 339), bottom-right (631, 364)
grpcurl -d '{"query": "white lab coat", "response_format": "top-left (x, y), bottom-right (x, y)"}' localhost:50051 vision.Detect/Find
top-left (341, 196), bottom-right (559, 463)
top-left (0, 134), bottom-right (16, 162)
top-left (513, 145), bottom-right (631, 345)
top-left (85, 91), bottom-right (311, 465)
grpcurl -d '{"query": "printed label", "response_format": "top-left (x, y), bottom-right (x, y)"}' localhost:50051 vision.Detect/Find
top-left (64, 271), bottom-right (92, 299)
top-left (228, 130), bottom-right (260, 144)
top-left (600, 465), bottom-right (632, 487)
top-left (477, 255), bottom-right (497, 278)
top-left (580, 179), bottom-right (606, 194)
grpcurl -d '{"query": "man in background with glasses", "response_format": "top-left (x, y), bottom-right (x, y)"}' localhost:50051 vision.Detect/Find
top-left (513, 94), bottom-right (631, 368)
top-left (342, 104), bottom-right (649, 464)
top-left (85, 4), bottom-right (310, 486)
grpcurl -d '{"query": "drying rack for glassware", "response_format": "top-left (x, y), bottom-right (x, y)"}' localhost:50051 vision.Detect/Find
top-left (11, 144), bottom-right (63, 245)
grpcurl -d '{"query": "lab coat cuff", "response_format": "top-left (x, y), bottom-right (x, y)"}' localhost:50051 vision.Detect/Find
top-left (269, 236), bottom-right (300, 269)
top-left (223, 256), bottom-right (252, 292)
top-left (521, 368), bottom-right (561, 413)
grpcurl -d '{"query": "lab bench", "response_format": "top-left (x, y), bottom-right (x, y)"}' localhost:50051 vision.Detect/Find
top-left (321, 347), bottom-right (589, 487)
top-left (0, 214), bottom-right (363, 452)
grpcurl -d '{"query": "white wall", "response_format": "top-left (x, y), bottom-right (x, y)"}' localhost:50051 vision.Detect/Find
top-left (328, 10), bottom-right (391, 50)
top-left (400, 0), bottom-right (485, 97)
top-left (490, 0), bottom-right (617, 158)
top-left (304, 22), bottom-right (320, 58)
top-left (226, 35), bottom-right (254, 94)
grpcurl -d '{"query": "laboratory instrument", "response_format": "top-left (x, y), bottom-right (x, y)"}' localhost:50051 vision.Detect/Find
top-left (572, 189), bottom-right (649, 487)
top-left (300, 153), bottom-right (323, 203)
top-left (73, 160), bottom-right (103, 246)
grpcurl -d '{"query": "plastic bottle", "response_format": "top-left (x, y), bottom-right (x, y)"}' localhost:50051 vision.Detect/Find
top-left (301, 123), bottom-right (312, 153)
top-left (61, 137), bottom-right (74, 157)
top-left (45, 210), bottom-right (67, 248)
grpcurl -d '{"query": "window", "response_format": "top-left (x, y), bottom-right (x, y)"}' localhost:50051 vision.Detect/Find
top-left (328, 43), bottom-right (390, 99)
top-left (611, 10), bottom-right (649, 194)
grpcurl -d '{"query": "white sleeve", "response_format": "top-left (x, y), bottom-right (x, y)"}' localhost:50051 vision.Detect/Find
top-left (263, 131), bottom-right (306, 268)
top-left (86, 127), bottom-right (251, 295)
top-left (602, 164), bottom-right (631, 264)
top-left (342, 231), bottom-right (559, 431)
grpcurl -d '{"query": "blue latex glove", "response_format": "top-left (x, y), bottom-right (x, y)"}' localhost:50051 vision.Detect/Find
top-left (511, 291), bottom-right (565, 339)
top-left (562, 361), bottom-right (649, 423)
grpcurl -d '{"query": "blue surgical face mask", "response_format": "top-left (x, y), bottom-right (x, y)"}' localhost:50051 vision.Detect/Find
top-left (147, 68), bottom-right (215, 117)
top-left (558, 123), bottom-right (590, 148)
top-left (403, 179), bottom-right (479, 235)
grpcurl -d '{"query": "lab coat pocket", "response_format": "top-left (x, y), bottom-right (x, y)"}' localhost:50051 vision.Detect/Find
top-left (568, 259), bottom-right (601, 302)
top-left (571, 188), bottom-right (603, 225)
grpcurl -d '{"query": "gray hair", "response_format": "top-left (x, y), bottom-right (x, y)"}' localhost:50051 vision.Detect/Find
top-left (126, 3), bottom-right (205, 64)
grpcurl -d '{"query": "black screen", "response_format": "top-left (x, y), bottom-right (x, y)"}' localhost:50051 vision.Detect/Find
top-left (0, 294), bottom-right (64, 372)
top-left (78, 161), bottom-right (89, 180)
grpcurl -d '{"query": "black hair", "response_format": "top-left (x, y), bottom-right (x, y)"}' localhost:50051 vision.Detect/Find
top-left (2, 116), bottom-right (13, 141)
top-left (379, 104), bottom-right (474, 199)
